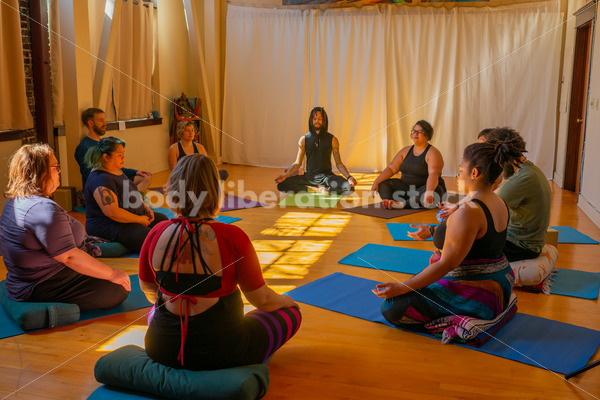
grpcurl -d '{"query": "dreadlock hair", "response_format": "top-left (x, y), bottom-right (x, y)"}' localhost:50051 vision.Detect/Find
top-left (308, 107), bottom-right (328, 135)
top-left (477, 128), bottom-right (493, 142)
top-left (462, 142), bottom-right (504, 185)
top-left (413, 120), bottom-right (434, 141)
top-left (488, 127), bottom-right (527, 179)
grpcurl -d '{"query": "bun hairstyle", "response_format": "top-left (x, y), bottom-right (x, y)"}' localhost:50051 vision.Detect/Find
top-left (84, 136), bottom-right (125, 169)
top-left (414, 120), bottom-right (434, 141)
top-left (462, 127), bottom-right (527, 185)
top-left (488, 127), bottom-right (527, 178)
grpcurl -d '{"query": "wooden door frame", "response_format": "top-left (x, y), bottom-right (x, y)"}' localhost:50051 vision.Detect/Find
top-left (564, 5), bottom-right (595, 192)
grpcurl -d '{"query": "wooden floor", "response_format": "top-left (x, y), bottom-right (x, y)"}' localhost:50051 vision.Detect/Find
top-left (1, 164), bottom-right (600, 400)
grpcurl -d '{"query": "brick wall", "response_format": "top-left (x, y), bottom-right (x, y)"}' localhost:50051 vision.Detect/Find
top-left (19, 0), bottom-right (37, 144)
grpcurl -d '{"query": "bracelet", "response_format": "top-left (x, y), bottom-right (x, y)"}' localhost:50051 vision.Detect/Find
top-left (347, 175), bottom-right (354, 181)
top-left (429, 225), bottom-right (436, 238)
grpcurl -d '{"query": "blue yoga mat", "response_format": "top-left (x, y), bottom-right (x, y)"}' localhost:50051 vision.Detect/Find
top-left (0, 275), bottom-right (152, 340)
top-left (551, 226), bottom-right (599, 244)
top-left (287, 272), bottom-right (600, 374)
top-left (386, 223), bottom-right (435, 241)
top-left (551, 268), bottom-right (600, 300)
top-left (88, 386), bottom-right (152, 400)
top-left (338, 244), bottom-right (433, 274)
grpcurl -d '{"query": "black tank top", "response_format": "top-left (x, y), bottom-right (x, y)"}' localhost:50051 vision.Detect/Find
top-left (433, 198), bottom-right (508, 260)
top-left (155, 219), bottom-right (222, 296)
top-left (177, 141), bottom-right (199, 162)
top-left (304, 131), bottom-right (333, 176)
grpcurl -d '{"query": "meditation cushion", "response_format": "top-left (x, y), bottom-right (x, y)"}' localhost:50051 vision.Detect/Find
top-left (0, 281), bottom-right (80, 330)
top-left (95, 242), bottom-right (130, 258)
top-left (94, 345), bottom-right (270, 400)
top-left (510, 244), bottom-right (559, 287)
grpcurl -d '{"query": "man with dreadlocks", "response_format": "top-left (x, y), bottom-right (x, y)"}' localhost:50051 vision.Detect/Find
top-left (275, 107), bottom-right (357, 194)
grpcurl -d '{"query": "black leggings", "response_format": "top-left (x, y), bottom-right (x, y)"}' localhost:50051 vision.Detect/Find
top-left (378, 178), bottom-right (446, 208)
top-left (503, 240), bottom-right (541, 262)
top-left (277, 174), bottom-right (352, 195)
top-left (145, 290), bottom-right (302, 370)
top-left (115, 212), bottom-right (169, 253)
top-left (29, 266), bottom-right (128, 311)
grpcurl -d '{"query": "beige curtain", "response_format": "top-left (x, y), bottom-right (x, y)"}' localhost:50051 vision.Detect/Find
top-left (0, 0), bottom-right (34, 131)
top-left (112, 0), bottom-right (154, 120)
top-left (223, 2), bottom-right (562, 178)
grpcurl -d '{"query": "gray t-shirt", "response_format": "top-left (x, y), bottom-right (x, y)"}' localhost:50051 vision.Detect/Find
top-left (0, 196), bottom-right (85, 300)
top-left (497, 161), bottom-right (551, 253)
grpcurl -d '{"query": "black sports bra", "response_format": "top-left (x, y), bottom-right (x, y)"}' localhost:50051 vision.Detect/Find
top-left (433, 198), bottom-right (508, 260)
top-left (154, 218), bottom-right (222, 296)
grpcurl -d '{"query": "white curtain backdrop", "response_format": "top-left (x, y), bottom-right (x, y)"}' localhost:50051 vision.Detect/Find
top-left (223, 2), bottom-right (561, 178)
top-left (112, 0), bottom-right (154, 120)
top-left (0, 0), bottom-right (34, 131)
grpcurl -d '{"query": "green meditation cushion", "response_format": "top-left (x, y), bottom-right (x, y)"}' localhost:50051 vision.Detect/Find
top-left (94, 345), bottom-right (270, 400)
top-left (0, 281), bottom-right (80, 331)
top-left (95, 242), bottom-right (130, 258)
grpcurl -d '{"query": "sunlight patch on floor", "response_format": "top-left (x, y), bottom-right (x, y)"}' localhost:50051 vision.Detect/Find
top-left (97, 325), bottom-right (147, 351)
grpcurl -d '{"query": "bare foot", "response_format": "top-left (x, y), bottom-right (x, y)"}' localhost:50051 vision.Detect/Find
top-left (308, 185), bottom-right (331, 195)
top-left (382, 199), bottom-right (405, 209)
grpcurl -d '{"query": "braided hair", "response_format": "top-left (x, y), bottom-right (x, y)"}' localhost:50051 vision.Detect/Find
top-left (462, 128), bottom-right (526, 185)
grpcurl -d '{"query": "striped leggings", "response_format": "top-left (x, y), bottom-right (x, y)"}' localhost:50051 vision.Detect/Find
top-left (145, 291), bottom-right (302, 370)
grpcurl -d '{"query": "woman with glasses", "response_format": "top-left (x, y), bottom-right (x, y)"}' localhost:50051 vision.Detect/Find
top-left (370, 120), bottom-right (446, 209)
top-left (84, 137), bottom-right (168, 253)
top-left (0, 144), bottom-right (130, 310)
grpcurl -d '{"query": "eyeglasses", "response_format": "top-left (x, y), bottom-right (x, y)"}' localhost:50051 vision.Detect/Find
top-left (50, 164), bottom-right (61, 172)
top-left (411, 129), bottom-right (425, 135)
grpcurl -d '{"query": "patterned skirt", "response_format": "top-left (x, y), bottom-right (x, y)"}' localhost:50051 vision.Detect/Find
top-left (381, 257), bottom-right (515, 326)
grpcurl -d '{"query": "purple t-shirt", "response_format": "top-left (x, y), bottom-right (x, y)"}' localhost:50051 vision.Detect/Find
top-left (0, 196), bottom-right (84, 300)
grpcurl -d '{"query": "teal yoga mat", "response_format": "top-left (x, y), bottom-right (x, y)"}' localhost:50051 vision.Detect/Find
top-left (338, 244), bottom-right (433, 274)
top-left (287, 272), bottom-right (600, 374)
top-left (88, 386), bottom-right (151, 400)
top-left (386, 222), bottom-right (435, 241)
top-left (551, 268), bottom-right (600, 300)
top-left (551, 226), bottom-right (599, 244)
top-left (277, 193), bottom-right (342, 208)
top-left (0, 275), bottom-right (151, 339)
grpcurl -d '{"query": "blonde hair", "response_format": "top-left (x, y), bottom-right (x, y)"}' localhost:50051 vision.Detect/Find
top-left (166, 154), bottom-right (220, 218)
top-left (176, 121), bottom-right (195, 139)
top-left (5, 143), bottom-right (54, 199)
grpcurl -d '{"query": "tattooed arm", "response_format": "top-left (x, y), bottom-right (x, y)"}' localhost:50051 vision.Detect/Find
top-left (332, 136), bottom-right (357, 186)
top-left (93, 186), bottom-right (151, 226)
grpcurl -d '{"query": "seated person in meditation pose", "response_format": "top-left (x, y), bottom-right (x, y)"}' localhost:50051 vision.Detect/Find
top-left (168, 120), bottom-right (228, 181)
top-left (374, 140), bottom-right (514, 326)
top-left (0, 144), bottom-right (129, 310)
top-left (139, 154), bottom-right (301, 370)
top-left (275, 107), bottom-right (357, 194)
top-left (84, 137), bottom-right (168, 253)
top-left (439, 127), bottom-right (551, 262)
top-left (75, 108), bottom-right (152, 191)
top-left (370, 120), bottom-right (446, 209)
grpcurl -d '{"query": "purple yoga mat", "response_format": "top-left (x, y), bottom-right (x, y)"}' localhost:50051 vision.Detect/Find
top-left (342, 202), bottom-right (429, 219)
top-left (221, 194), bottom-right (267, 212)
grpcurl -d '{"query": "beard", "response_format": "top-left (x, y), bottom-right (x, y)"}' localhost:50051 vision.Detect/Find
top-left (93, 125), bottom-right (106, 136)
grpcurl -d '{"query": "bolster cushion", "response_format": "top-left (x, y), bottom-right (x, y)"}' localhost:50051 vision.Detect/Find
top-left (0, 281), bottom-right (80, 331)
top-left (510, 244), bottom-right (559, 287)
top-left (94, 345), bottom-right (270, 400)
top-left (95, 242), bottom-right (130, 258)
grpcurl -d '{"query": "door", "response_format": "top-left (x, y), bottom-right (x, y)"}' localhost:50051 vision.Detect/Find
top-left (564, 21), bottom-right (592, 192)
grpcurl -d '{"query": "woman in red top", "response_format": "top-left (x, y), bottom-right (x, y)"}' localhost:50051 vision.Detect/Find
top-left (139, 154), bottom-right (300, 370)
